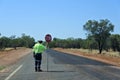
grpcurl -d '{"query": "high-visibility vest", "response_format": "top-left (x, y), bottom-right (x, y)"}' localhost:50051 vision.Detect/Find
top-left (33, 43), bottom-right (46, 54)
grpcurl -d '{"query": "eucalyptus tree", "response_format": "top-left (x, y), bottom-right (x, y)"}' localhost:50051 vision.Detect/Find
top-left (83, 19), bottom-right (114, 54)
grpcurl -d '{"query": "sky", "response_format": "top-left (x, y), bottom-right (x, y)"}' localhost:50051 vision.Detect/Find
top-left (0, 0), bottom-right (120, 41)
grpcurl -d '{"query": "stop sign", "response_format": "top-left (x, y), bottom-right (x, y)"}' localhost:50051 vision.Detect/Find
top-left (45, 34), bottom-right (52, 43)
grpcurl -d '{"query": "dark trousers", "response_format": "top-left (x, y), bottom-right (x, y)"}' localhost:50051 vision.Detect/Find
top-left (34, 53), bottom-right (42, 71)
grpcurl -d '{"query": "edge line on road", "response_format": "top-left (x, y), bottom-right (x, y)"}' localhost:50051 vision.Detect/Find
top-left (5, 64), bottom-right (23, 80)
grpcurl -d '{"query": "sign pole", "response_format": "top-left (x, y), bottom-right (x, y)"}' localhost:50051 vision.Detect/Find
top-left (45, 34), bottom-right (52, 72)
top-left (46, 42), bottom-right (49, 72)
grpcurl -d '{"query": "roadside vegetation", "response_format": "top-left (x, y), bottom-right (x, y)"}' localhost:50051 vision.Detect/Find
top-left (67, 48), bottom-right (120, 57)
top-left (49, 19), bottom-right (120, 56)
top-left (49, 34), bottom-right (120, 57)
top-left (0, 66), bottom-right (5, 71)
top-left (0, 33), bottom-right (35, 50)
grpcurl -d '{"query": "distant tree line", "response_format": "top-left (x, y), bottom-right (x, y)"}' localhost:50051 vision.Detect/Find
top-left (0, 33), bottom-right (35, 50)
top-left (1, 19), bottom-right (120, 54)
top-left (49, 34), bottom-right (120, 53)
top-left (49, 19), bottom-right (120, 54)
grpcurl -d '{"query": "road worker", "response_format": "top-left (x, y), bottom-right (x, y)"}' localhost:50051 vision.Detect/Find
top-left (33, 40), bottom-right (46, 72)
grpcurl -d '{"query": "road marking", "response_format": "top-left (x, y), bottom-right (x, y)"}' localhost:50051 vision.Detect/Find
top-left (5, 64), bottom-right (23, 80)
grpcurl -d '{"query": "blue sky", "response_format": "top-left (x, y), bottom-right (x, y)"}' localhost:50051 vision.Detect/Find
top-left (0, 0), bottom-right (120, 41)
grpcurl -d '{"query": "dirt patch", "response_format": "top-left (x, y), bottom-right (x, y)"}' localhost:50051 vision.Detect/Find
top-left (53, 48), bottom-right (120, 67)
top-left (0, 47), bottom-right (32, 67)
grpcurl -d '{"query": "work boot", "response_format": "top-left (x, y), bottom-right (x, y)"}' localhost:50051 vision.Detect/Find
top-left (35, 67), bottom-right (37, 72)
top-left (38, 67), bottom-right (42, 72)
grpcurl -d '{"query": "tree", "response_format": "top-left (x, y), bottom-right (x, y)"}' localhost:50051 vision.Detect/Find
top-left (21, 34), bottom-right (35, 48)
top-left (110, 34), bottom-right (120, 52)
top-left (83, 19), bottom-right (114, 54)
top-left (0, 36), bottom-right (10, 50)
top-left (49, 37), bottom-right (83, 48)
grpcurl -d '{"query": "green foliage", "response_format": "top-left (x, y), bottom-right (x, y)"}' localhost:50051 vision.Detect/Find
top-left (49, 37), bottom-right (83, 48)
top-left (83, 19), bottom-right (114, 53)
top-left (0, 36), bottom-right (10, 50)
top-left (110, 34), bottom-right (120, 52)
top-left (0, 66), bottom-right (5, 70)
top-left (21, 33), bottom-right (35, 48)
top-left (0, 34), bottom-right (35, 50)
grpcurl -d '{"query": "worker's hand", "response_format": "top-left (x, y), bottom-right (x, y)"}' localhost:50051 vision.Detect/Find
top-left (33, 55), bottom-right (35, 58)
top-left (33, 52), bottom-right (35, 58)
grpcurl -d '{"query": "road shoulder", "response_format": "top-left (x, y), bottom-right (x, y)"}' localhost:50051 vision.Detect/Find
top-left (0, 47), bottom-right (32, 72)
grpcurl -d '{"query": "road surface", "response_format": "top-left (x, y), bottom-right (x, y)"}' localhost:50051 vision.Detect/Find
top-left (1, 49), bottom-right (120, 80)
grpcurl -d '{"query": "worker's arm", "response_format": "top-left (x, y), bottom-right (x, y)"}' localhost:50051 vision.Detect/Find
top-left (33, 52), bottom-right (35, 58)
top-left (33, 45), bottom-right (36, 58)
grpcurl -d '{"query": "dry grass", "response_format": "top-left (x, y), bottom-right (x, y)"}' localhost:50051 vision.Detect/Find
top-left (72, 48), bottom-right (120, 57)
top-left (4, 48), bottom-right (14, 51)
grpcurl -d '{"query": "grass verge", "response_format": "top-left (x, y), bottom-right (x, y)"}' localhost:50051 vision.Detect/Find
top-left (0, 66), bottom-right (5, 71)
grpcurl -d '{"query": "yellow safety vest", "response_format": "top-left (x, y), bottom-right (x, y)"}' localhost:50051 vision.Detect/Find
top-left (33, 43), bottom-right (46, 54)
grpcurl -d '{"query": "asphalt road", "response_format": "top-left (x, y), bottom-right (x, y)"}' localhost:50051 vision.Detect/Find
top-left (1, 49), bottom-right (120, 80)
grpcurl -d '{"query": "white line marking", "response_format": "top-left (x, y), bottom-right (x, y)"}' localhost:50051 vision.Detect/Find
top-left (5, 64), bottom-right (23, 80)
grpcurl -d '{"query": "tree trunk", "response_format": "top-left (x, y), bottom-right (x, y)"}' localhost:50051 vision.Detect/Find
top-left (99, 48), bottom-right (102, 54)
top-left (98, 41), bottom-right (102, 54)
